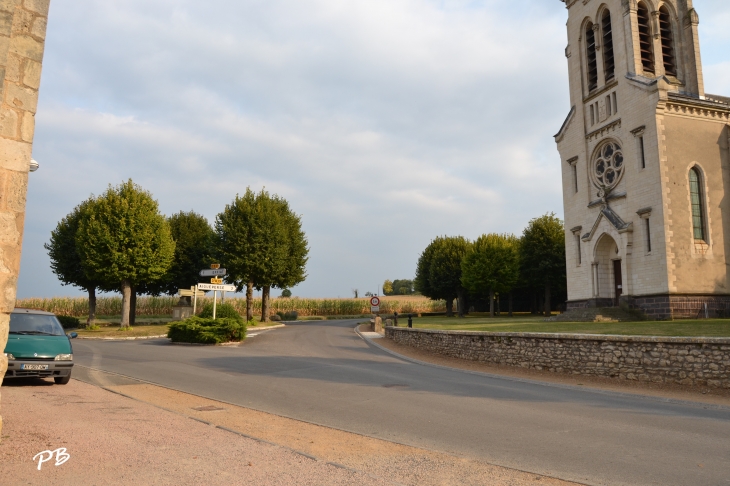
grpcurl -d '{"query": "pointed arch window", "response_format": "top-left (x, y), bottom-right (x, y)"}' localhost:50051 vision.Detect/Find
top-left (601, 10), bottom-right (615, 82)
top-left (658, 6), bottom-right (677, 76)
top-left (689, 167), bottom-right (706, 241)
top-left (637, 2), bottom-right (654, 74)
top-left (586, 23), bottom-right (598, 91)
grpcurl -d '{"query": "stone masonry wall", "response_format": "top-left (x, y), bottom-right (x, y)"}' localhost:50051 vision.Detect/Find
top-left (0, 0), bottom-right (50, 438)
top-left (385, 327), bottom-right (730, 388)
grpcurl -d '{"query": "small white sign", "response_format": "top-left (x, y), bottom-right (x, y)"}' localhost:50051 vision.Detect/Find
top-left (371, 306), bottom-right (380, 313)
top-left (198, 283), bottom-right (237, 292)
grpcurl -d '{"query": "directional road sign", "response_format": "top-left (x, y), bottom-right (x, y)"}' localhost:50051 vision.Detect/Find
top-left (178, 289), bottom-right (206, 298)
top-left (199, 268), bottom-right (227, 277)
top-left (198, 283), bottom-right (236, 292)
top-left (210, 278), bottom-right (223, 284)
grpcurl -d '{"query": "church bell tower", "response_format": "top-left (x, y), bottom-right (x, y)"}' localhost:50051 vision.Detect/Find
top-left (555, 0), bottom-right (730, 319)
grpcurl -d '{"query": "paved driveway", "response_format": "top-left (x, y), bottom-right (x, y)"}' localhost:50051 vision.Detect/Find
top-left (73, 319), bottom-right (730, 486)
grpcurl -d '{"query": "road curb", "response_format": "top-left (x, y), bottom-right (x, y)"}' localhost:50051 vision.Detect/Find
top-left (76, 334), bottom-right (168, 340)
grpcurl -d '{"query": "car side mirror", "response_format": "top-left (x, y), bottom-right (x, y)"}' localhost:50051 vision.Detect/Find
top-left (68, 332), bottom-right (78, 339)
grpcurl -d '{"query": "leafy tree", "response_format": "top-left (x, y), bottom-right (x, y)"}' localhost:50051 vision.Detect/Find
top-left (461, 233), bottom-right (520, 317)
top-left (156, 211), bottom-right (214, 295)
top-left (45, 198), bottom-right (111, 328)
top-left (415, 236), bottom-right (471, 317)
top-left (215, 187), bottom-right (308, 323)
top-left (392, 279), bottom-right (415, 295)
top-left (267, 194), bottom-right (308, 321)
top-left (382, 280), bottom-right (394, 295)
top-left (76, 180), bottom-right (175, 327)
top-left (281, 289), bottom-right (292, 298)
top-left (520, 213), bottom-right (566, 317)
top-left (215, 188), bottom-right (265, 322)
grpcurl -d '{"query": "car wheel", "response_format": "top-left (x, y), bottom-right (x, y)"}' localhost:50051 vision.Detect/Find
top-left (54, 373), bottom-right (71, 385)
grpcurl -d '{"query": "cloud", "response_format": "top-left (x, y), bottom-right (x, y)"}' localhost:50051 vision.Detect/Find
top-left (19, 0), bottom-right (730, 299)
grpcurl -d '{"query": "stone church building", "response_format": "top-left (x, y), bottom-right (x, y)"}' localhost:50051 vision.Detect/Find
top-left (555, 0), bottom-right (730, 319)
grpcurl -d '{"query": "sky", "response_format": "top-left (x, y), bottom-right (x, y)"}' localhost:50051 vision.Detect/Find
top-left (17, 0), bottom-right (730, 299)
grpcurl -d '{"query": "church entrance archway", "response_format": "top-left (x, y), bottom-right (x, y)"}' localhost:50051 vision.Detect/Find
top-left (593, 233), bottom-right (622, 306)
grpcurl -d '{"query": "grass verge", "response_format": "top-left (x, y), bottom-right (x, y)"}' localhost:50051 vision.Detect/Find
top-left (73, 323), bottom-right (170, 338)
top-left (405, 315), bottom-right (730, 337)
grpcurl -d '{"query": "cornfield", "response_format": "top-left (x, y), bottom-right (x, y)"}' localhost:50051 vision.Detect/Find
top-left (15, 296), bottom-right (446, 317)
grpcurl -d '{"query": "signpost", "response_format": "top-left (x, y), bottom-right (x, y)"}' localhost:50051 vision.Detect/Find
top-left (370, 296), bottom-right (380, 313)
top-left (197, 264), bottom-right (232, 319)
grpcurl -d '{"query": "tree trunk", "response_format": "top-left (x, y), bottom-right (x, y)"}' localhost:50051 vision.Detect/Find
top-left (489, 289), bottom-right (495, 317)
top-left (120, 280), bottom-right (132, 328)
top-left (261, 286), bottom-right (270, 322)
top-left (531, 292), bottom-right (538, 315)
top-left (457, 290), bottom-right (465, 318)
top-left (445, 298), bottom-right (454, 317)
top-left (496, 294), bottom-right (501, 316)
top-left (508, 291), bottom-right (513, 317)
top-left (86, 287), bottom-right (96, 329)
top-left (544, 284), bottom-right (552, 317)
top-left (130, 287), bottom-right (137, 327)
top-left (246, 281), bottom-right (254, 322)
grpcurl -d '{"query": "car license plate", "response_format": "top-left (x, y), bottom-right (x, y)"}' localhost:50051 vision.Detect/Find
top-left (21, 364), bottom-right (48, 370)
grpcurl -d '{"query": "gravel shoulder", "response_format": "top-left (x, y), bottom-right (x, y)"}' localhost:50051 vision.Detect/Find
top-left (1, 370), bottom-right (580, 486)
top-left (0, 379), bottom-right (387, 486)
top-left (363, 325), bottom-right (730, 407)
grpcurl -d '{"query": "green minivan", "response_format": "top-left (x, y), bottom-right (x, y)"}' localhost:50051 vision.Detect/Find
top-left (3, 308), bottom-right (77, 384)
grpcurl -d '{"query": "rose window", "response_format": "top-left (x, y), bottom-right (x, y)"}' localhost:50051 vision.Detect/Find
top-left (591, 141), bottom-right (624, 191)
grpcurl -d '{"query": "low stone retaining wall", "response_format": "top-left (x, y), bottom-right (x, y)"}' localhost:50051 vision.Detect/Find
top-left (385, 327), bottom-right (730, 388)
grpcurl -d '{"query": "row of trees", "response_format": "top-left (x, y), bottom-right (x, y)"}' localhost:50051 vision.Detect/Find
top-left (382, 279), bottom-right (416, 296)
top-left (414, 213), bottom-right (566, 317)
top-left (46, 181), bottom-right (308, 327)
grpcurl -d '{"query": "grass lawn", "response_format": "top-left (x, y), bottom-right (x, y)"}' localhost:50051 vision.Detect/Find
top-left (73, 323), bottom-right (171, 338)
top-left (405, 314), bottom-right (730, 337)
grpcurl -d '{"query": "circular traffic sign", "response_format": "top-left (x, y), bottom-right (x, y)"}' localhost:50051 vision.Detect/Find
top-left (370, 296), bottom-right (380, 307)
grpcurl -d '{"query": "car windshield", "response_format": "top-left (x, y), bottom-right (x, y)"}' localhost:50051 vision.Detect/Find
top-left (9, 313), bottom-right (65, 336)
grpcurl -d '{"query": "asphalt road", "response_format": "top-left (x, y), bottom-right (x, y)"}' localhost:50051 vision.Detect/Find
top-left (73, 319), bottom-right (730, 486)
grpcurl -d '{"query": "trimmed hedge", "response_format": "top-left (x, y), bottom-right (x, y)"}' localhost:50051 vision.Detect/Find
top-left (276, 310), bottom-right (298, 321)
top-left (56, 315), bottom-right (81, 329)
top-left (199, 302), bottom-right (244, 322)
top-left (168, 316), bottom-right (247, 344)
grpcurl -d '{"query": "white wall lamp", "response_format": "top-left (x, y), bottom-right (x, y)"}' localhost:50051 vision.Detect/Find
top-left (29, 159), bottom-right (39, 172)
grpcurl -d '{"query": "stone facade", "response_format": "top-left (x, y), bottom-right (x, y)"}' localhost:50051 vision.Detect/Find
top-left (0, 0), bottom-right (49, 437)
top-left (555, 0), bottom-right (730, 319)
top-left (386, 327), bottom-right (730, 388)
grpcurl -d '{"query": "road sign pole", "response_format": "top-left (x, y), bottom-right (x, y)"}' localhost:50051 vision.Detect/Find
top-left (192, 286), bottom-right (197, 315)
top-left (213, 291), bottom-right (217, 320)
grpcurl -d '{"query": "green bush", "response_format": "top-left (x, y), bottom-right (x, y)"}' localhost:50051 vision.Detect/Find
top-left (56, 315), bottom-right (81, 329)
top-left (276, 310), bottom-right (298, 321)
top-left (168, 316), bottom-right (246, 344)
top-left (198, 303), bottom-right (244, 323)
